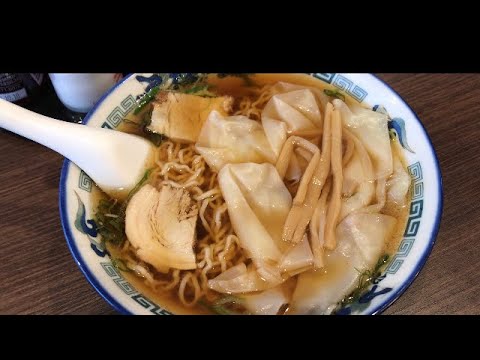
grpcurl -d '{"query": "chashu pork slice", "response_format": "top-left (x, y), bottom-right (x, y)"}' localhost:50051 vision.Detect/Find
top-left (147, 91), bottom-right (233, 143)
top-left (125, 184), bottom-right (198, 272)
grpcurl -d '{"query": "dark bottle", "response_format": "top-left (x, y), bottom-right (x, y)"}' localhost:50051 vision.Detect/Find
top-left (0, 73), bottom-right (46, 107)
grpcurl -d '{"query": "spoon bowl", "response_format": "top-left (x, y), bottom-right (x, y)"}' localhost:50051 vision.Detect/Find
top-left (0, 99), bottom-right (155, 199)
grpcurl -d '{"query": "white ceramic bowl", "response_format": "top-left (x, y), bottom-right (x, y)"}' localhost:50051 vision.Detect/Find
top-left (59, 73), bottom-right (443, 315)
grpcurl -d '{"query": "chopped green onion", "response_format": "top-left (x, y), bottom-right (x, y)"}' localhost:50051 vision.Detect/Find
top-left (185, 84), bottom-right (209, 94)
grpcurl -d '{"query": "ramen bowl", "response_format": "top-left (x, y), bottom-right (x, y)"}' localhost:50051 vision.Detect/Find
top-left (59, 73), bottom-right (443, 315)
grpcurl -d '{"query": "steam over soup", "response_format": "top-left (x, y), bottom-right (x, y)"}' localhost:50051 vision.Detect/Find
top-left (94, 74), bottom-right (411, 315)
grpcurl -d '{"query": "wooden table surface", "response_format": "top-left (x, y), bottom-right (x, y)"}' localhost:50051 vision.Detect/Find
top-left (1, 74), bottom-right (479, 315)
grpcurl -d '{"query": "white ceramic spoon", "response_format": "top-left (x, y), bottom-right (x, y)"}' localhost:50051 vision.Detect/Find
top-left (0, 99), bottom-right (155, 199)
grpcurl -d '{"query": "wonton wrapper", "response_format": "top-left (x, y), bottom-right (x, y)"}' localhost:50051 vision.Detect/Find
top-left (333, 99), bottom-right (393, 179)
top-left (195, 111), bottom-right (276, 172)
top-left (241, 286), bottom-right (289, 315)
top-left (278, 234), bottom-right (314, 277)
top-left (210, 163), bottom-right (314, 294)
top-left (340, 152), bottom-right (375, 220)
top-left (262, 89), bottom-right (322, 158)
top-left (387, 154), bottom-right (411, 207)
top-left (270, 81), bottom-right (330, 114)
top-left (261, 87), bottom-right (325, 183)
top-left (207, 263), bottom-right (275, 294)
top-left (218, 163), bottom-right (292, 262)
top-left (195, 86), bottom-right (325, 180)
top-left (290, 212), bottom-right (396, 315)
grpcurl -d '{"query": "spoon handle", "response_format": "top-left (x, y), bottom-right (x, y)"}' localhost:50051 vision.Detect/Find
top-left (0, 98), bottom-right (95, 157)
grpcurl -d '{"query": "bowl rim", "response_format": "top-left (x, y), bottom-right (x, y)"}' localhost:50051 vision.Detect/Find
top-left (59, 73), bottom-right (134, 315)
top-left (59, 73), bottom-right (444, 315)
top-left (366, 75), bottom-right (443, 314)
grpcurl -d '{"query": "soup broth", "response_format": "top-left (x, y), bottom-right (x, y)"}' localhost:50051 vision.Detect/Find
top-left (93, 73), bottom-right (411, 315)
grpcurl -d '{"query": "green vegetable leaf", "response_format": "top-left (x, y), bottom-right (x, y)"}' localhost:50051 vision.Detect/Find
top-left (324, 89), bottom-right (346, 102)
top-left (95, 168), bottom-right (153, 247)
top-left (340, 254), bottom-right (390, 306)
top-left (134, 85), bottom-right (161, 115)
top-left (185, 84), bottom-right (209, 94)
top-left (126, 169), bottom-right (152, 203)
top-left (200, 295), bottom-right (244, 315)
top-left (95, 199), bottom-right (126, 246)
top-left (181, 84), bottom-right (216, 98)
top-left (210, 305), bottom-right (238, 315)
top-left (111, 258), bottom-right (132, 272)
